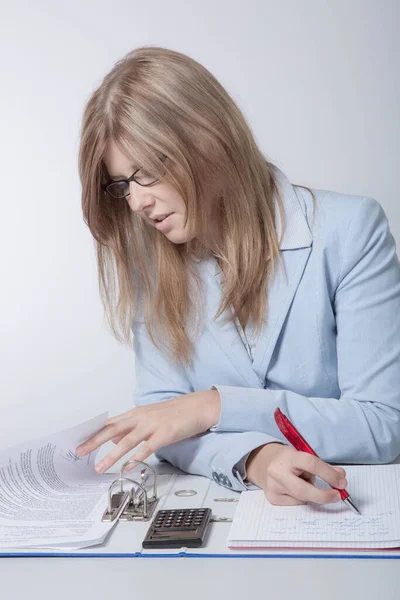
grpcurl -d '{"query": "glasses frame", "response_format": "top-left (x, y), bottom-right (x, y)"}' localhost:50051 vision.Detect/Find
top-left (102, 154), bottom-right (167, 199)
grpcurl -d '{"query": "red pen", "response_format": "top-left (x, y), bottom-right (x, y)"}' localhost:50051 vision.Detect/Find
top-left (274, 408), bottom-right (361, 515)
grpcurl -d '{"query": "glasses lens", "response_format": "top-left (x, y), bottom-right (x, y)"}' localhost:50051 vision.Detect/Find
top-left (105, 159), bottom-right (167, 196)
top-left (135, 168), bottom-right (160, 185)
top-left (106, 181), bottom-right (129, 198)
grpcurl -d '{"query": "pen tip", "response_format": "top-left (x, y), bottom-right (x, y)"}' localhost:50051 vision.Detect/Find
top-left (345, 497), bottom-right (361, 515)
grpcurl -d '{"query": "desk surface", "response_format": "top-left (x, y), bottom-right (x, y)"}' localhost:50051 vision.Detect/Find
top-left (2, 456), bottom-right (400, 600)
top-left (2, 556), bottom-right (400, 600)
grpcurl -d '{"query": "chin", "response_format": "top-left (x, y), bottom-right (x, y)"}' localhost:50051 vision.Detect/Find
top-left (165, 227), bottom-right (192, 244)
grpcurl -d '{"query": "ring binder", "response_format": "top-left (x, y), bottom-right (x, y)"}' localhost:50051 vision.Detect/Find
top-left (102, 459), bottom-right (159, 522)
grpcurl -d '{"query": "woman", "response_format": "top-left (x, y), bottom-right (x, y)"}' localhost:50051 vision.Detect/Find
top-left (76, 46), bottom-right (400, 507)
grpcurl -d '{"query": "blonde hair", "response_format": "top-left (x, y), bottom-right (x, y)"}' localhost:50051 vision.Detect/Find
top-left (78, 46), bottom-right (312, 367)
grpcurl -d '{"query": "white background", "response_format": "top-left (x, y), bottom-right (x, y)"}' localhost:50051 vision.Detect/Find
top-left (1, 0), bottom-right (399, 459)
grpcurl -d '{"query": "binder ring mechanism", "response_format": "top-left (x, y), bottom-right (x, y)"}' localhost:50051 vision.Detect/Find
top-left (102, 459), bottom-right (159, 523)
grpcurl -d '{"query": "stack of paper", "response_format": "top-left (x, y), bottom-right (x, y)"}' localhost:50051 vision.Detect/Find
top-left (0, 413), bottom-right (119, 550)
top-left (228, 465), bottom-right (400, 549)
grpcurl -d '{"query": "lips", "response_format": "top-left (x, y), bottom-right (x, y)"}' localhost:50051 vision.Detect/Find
top-left (152, 213), bottom-right (173, 223)
top-left (154, 213), bottom-right (174, 231)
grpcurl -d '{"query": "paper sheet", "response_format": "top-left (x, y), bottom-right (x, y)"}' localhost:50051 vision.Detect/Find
top-left (0, 413), bottom-right (118, 549)
top-left (228, 465), bottom-right (400, 549)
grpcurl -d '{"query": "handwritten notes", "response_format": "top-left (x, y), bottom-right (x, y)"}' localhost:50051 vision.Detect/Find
top-left (228, 465), bottom-right (400, 548)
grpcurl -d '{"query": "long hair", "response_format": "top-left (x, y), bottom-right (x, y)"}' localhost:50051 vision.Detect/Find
top-left (78, 46), bottom-right (312, 367)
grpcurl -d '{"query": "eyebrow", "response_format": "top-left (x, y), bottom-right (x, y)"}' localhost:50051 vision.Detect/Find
top-left (108, 166), bottom-right (138, 180)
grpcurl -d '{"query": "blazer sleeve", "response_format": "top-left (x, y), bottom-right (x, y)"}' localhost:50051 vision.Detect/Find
top-left (210, 197), bottom-right (400, 465)
top-left (132, 320), bottom-right (280, 492)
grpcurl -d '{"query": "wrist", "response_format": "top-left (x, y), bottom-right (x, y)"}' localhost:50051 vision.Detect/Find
top-left (245, 442), bottom-right (284, 487)
top-left (192, 389), bottom-right (221, 430)
top-left (206, 389), bottom-right (221, 429)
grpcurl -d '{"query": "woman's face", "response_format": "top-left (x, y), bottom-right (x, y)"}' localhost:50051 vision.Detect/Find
top-left (103, 141), bottom-right (193, 244)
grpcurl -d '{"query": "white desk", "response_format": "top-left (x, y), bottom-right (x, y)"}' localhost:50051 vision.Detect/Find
top-left (2, 557), bottom-right (400, 600)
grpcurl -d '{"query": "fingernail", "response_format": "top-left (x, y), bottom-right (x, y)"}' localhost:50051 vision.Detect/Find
top-left (96, 461), bottom-right (106, 473)
top-left (339, 478), bottom-right (347, 488)
top-left (76, 445), bottom-right (86, 455)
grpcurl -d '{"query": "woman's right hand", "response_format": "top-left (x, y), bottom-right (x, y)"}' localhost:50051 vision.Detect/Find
top-left (245, 442), bottom-right (348, 506)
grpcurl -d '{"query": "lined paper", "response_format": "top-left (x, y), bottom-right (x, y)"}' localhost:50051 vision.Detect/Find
top-left (228, 465), bottom-right (400, 549)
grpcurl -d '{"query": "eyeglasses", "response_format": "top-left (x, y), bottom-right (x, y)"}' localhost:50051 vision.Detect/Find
top-left (102, 154), bottom-right (167, 199)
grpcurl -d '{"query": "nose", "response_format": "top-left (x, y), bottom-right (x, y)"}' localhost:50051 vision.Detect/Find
top-left (127, 180), bottom-right (155, 214)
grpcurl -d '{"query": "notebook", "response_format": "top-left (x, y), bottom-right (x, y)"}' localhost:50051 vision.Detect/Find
top-left (228, 464), bottom-right (400, 549)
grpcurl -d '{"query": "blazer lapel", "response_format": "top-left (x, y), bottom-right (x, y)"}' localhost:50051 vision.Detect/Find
top-left (200, 165), bottom-right (313, 388)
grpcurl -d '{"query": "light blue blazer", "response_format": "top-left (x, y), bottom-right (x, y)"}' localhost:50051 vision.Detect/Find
top-left (132, 165), bottom-right (400, 492)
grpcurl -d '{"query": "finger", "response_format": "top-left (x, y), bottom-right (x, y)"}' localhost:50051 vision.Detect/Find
top-left (76, 419), bottom-right (135, 455)
top-left (111, 435), bottom-right (125, 444)
top-left (283, 473), bottom-right (341, 504)
top-left (124, 442), bottom-right (154, 469)
top-left (94, 430), bottom-right (146, 472)
top-left (333, 466), bottom-right (346, 477)
top-left (106, 408), bottom-right (137, 426)
top-left (300, 472), bottom-right (316, 484)
top-left (265, 490), bottom-right (306, 506)
top-left (291, 453), bottom-right (347, 489)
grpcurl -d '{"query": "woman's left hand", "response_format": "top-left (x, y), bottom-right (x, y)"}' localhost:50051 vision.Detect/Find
top-left (75, 390), bottom-right (221, 473)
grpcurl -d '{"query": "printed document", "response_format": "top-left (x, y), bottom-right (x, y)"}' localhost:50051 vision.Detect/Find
top-left (0, 413), bottom-right (118, 550)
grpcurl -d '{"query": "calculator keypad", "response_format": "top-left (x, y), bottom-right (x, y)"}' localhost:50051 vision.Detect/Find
top-left (154, 508), bottom-right (207, 530)
top-left (143, 507), bottom-right (212, 549)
